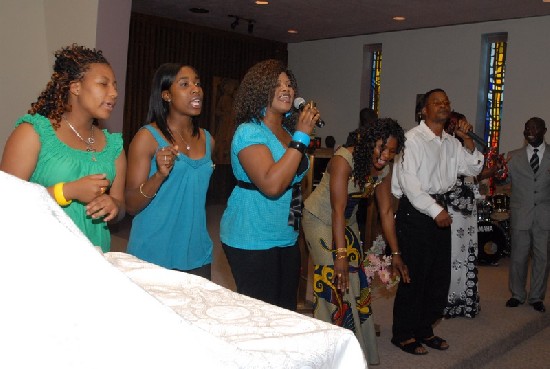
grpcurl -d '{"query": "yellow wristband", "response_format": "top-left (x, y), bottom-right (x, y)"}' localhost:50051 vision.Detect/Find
top-left (54, 182), bottom-right (72, 206)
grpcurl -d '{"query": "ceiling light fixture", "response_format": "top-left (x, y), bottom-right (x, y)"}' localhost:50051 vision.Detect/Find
top-left (287, 29), bottom-right (298, 34)
top-left (393, 16), bottom-right (406, 21)
top-left (229, 15), bottom-right (256, 34)
top-left (255, 1), bottom-right (269, 4)
top-left (229, 15), bottom-right (240, 30)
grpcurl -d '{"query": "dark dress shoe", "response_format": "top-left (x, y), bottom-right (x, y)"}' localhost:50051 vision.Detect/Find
top-left (531, 301), bottom-right (546, 312)
top-left (506, 298), bottom-right (522, 307)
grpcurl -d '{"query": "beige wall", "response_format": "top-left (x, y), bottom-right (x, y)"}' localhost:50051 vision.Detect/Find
top-left (96, 0), bottom-right (131, 133)
top-left (289, 16), bottom-right (550, 154)
top-left (0, 0), bottom-right (130, 155)
top-left (1, 0), bottom-right (50, 155)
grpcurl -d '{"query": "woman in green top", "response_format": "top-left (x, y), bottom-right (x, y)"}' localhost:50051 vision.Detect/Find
top-left (0, 44), bottom-right (126, 252)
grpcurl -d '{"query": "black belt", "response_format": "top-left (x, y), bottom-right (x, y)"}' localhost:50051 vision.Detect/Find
top-left (236, 180), bottom-right (303, 230)
top-left (430, 193), bottom-right (449, 210)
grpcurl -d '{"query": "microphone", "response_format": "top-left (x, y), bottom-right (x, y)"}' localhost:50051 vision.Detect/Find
top-left (293, 97), bottom-right (325, 128)
top-left (466, 131), bottom-right (487, 151)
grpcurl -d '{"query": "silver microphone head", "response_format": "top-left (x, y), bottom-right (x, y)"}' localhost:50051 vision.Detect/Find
top-left (293, 97), bottom-right (306, 110)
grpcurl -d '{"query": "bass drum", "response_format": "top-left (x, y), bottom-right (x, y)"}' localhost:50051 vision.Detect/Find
top-left (490, 193), bottom-right (510, 221)
top-left (476, 199), bottom-right (494, 221)
top-left (477, 221), bottom-right (506, 264)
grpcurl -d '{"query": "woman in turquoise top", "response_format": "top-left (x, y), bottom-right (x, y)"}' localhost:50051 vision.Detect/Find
top-left (125, 63), bottom-right (214, 279)
top-left (0, 44), bottom-right (126, 252)
top-left (220, 59), bottom-right (320, 310)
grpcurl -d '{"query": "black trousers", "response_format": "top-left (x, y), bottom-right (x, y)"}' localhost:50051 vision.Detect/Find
top-left (392, 197), bottom-right (451, 342)
top-left (222, 242), bottom-right (301, 311)
top-left (174, 264), bottom-right (212, 280)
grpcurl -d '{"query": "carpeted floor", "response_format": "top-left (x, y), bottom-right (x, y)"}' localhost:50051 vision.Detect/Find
top-left (111, 204), bottom-right (550, 369)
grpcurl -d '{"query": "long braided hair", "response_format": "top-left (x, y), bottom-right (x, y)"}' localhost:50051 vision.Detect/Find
top-left (29, 44), bottom-right (109, 129)
top-left (345, 117), bottom-right (405, 190)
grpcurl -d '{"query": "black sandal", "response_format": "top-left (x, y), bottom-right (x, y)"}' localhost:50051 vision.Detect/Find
top-left (422, 336), bottom-right (449, 350)
top-left (391, 338), bottom-right (428, 355)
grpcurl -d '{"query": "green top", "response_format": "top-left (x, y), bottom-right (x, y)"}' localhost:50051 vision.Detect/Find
top-left (16, 114), bottom-right (123, 251)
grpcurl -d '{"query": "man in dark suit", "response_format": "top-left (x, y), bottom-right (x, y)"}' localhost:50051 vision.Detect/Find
top-left (506, 117), bottom-right (550, 313)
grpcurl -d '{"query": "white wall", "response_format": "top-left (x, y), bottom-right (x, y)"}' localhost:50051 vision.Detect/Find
top-left (289, 16), bottom-right (550, 154)
top-left (96, 0), bottom-right (131, 133)
top-left (0, 0), bottom-right (50, 155)
top-left (0, 0), bottom-right (131, 155)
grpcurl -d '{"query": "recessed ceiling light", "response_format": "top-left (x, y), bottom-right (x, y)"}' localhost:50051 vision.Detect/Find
top-left (189, 8), bottom-right (209, 14)
top-left (393, 16), bottom-right (406, 21)
top-left (255, 1), bottom-right (269, 4)
top-left (287, 29), bottom-right (298, 34)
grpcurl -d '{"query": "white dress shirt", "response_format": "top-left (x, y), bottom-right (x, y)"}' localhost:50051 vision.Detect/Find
top-left (391, 121), bottom-right (484, 219)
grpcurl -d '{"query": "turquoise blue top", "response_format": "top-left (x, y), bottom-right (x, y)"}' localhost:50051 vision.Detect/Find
top-left (220, 120), bottom-right (309, 250)
top-left (15, 113), bottom-right (123, 252)
top-left (127, 125), bottom-right (214, 270)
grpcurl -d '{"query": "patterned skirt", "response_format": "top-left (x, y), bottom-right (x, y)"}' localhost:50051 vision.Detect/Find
top-left (302, 209), bottom-right (379, 365)
top-left (444, 207), bottom-right (480, 318)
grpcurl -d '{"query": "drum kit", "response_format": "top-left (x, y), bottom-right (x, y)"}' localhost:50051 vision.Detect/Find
top-left (476, 194), bottom-right (511, 265)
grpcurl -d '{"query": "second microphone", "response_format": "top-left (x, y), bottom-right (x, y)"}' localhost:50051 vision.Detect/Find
top-left (293, 97), bottom-right (326, 128)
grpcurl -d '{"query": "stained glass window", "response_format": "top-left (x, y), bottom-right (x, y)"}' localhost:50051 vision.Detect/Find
top-left (483, 34), bottom-right (507, 151)
top-left (369, 49), bottom-right (382, 115)
top-left (361, 44), bottom-right (382, 116)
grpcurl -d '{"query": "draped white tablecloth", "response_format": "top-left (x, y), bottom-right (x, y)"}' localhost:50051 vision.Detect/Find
top-left (0, 170), bottom-right (366, 368)
top-left (105, 252), bottom-right (366, 369)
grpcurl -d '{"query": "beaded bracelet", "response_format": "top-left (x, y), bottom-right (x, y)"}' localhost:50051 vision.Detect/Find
top-left (288, 140), bottom-right (308, 154)
top-left (336, 254), bottom-right (347, 260)
top-left (391, 251), bottom-right (401, 255)
top-left (53, 182), bottom-right (72, 206)
top-left (139, 183), bottom-right (156, 199)
top-left (335, 249), bottom-right (347, 254)
top-left (292, 131), bottom-right (311, 146)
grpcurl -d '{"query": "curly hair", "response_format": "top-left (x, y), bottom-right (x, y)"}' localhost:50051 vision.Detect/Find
top-left (29, 44), bottom-right (109, 129)
top-left (346, 117), bottom-right (406, 190)
top-left (233, 59), bottom-right (299, 132)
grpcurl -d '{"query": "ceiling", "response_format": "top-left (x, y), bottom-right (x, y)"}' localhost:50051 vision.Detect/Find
top-left (132, 0), bottom-right (550, 43)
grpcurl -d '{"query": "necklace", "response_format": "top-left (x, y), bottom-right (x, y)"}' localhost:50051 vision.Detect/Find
top-left (175, 130), bottom-right (191, 151)
top-left (63, 116), bottom-right (97, 160)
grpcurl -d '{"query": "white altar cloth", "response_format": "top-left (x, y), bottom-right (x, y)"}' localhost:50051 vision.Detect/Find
top-left (105, 252), bottom-right (366, 368)
top-left (0, 170), bottom-right (365, 368)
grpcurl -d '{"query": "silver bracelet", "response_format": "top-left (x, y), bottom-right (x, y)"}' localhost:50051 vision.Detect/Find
top-left (139, 183), bottom-right (156, 199)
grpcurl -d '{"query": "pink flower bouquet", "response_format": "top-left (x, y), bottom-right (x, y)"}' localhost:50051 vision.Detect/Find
top-left (363, 235), bottom-right (400, 289)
